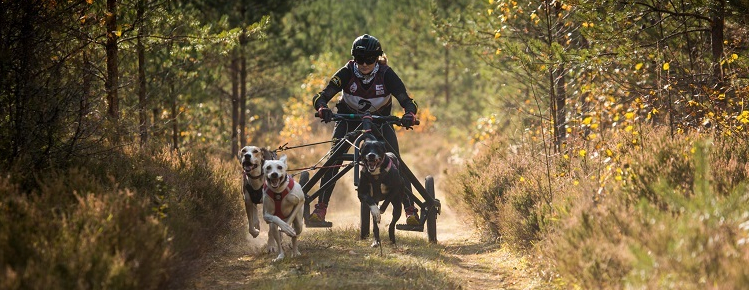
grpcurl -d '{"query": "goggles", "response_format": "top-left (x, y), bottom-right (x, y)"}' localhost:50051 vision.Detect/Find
top-left (355, 55), bottom-right (378, 65)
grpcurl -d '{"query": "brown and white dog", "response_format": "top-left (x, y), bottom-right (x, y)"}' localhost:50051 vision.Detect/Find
top-left (238, 146), bottom-right (273, 239)
top-left (262, 155), bottom-right (305, 262)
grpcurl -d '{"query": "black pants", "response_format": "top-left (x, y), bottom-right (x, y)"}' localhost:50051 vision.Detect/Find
top-left (318, 120), bottom-right (414, 210)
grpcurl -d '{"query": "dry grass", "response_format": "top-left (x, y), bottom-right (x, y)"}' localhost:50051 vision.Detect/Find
top-left (185, 224), bottom-right (550, 290)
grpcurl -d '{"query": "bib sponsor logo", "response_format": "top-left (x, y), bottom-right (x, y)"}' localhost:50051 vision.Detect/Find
top-left (375, 84), bottom-right (384, 95)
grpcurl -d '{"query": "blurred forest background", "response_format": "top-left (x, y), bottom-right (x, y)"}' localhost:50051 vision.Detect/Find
top-left (2, 0), bottom-right (749, 289)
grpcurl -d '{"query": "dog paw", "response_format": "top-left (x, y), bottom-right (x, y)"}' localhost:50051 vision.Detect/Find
top-left (370, 205), bottom-right (381, 223)
top-left (272, 253), bottom-right (286, 262)
top-left (249, 227), bottom-right (260, 238)
top-left (266, 245), bottom-right (277, 253)
top-left (292, 250), bottom-right (301, 257)
top-left (370, 240), bottom-right (381, 248)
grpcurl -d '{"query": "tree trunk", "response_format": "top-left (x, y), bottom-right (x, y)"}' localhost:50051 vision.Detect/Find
top-left (231, 55), bottom-right (239, 157)
top-left (239, 35), bottom-right (247, 148)
top-left (167, 43), bottom-right (178, 151)
top-left (444, 45), bottom-right (450, 104)
top-left (105, 0), bottom-right (119, 121)
top-left (554, 65), bottom-right (566, 150)
top-left (710, 0), bottom-right (726, 110)
top-left (171, 89), bottom-right (178, 151)
top-left (137, 0), bottom-right (148, 146)
top-left (12, 1), bottom-right (36, 161)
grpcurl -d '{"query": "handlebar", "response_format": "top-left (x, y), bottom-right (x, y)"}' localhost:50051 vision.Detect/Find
top-left (314, 112), bottom-right (420, 126)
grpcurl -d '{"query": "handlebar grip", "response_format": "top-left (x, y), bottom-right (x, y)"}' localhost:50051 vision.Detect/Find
top-left (314, 112), bottom-right (320, 117)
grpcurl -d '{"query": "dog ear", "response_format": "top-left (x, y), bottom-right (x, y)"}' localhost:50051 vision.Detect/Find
top-left (261, 148), bottom-right (274, 161)
top-left (238, 147), bottom-right (247, 160)
top-left (362, 133), bottom-right (377, 142)
top-left (279, 154), bottom-right (287, 164)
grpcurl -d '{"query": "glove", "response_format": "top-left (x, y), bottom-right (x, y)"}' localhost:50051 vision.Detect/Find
top-left (318, 107), bottom-right (333, 123)
top-left (401, 112), bottom-right (415, 128)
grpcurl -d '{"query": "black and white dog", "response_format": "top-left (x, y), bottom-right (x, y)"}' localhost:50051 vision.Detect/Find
top-left (238, 146), bottom-right (273, 241)
top-left (358, 138), bottom-right (405, 247)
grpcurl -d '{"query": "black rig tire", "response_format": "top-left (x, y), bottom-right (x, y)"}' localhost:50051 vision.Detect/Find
top-left (426, 176), bottom-right (438, 243)
top-left (360, 201), bottom-right (370, 239)
top-left (299, 171), bottom-right (309, 187)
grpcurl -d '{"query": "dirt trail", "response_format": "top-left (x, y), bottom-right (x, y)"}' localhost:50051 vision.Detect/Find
top-left (184, 159), bottom-right (543, 290)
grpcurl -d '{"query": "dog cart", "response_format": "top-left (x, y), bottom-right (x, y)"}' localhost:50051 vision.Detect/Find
top-left (292, 112), bottom-right (441, 243)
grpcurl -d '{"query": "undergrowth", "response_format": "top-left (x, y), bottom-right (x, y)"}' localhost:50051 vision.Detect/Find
top-left (447, 126), bottom-right (749, 288)
top-left (0, 145), bottom-right (242, 290)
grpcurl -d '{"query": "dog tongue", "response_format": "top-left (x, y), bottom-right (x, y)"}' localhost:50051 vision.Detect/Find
top-left (270, 178), bottom-right (281, 188)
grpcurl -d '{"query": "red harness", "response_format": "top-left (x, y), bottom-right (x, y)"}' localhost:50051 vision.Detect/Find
top-left (264, 175), bottom-right (295, 219)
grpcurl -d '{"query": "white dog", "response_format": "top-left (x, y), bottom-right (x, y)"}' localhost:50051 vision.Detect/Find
top-left (238, 146), bottom-right (272, 240)
top-left (262, 155), bottom-right (305, 262)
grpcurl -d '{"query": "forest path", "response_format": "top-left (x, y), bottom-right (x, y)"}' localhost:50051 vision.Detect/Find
top-left (184, 153), bottom-right (544, 289)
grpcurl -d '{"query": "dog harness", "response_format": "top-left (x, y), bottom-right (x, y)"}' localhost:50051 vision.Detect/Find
top-left (264, 175), bottom-right (295, 219)
top-left (244, 172), bottom-right (264, 204)
top-left (370, 154), bottom-right (398, 180)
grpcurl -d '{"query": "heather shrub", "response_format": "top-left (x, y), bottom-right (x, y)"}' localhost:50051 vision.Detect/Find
top-left (0, 170), bottom-right (169, 290)
top-left (0, 145), bottom-right (242, 290)
top-left (541, 129), bottom-right (749, 289)
top-left (446, 137), bottom-right (563, 247)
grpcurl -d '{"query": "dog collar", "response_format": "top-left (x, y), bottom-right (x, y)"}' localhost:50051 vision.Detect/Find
top-left (244, 171), bottom-right (263, 180)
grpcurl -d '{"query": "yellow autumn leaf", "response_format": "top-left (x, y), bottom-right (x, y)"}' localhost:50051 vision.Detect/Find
top-left (663, 62), bottom-right (670, 70)
top-left (488, 9), bottom-right (493, 15)
top-left (625, 112), bottom-right (635, 120)
top-left (635, 63), bottom-right (643, 70)
top-left (591, 123), bottom-right (599, 129)
top-left (582, 116), bottom-right (592, 125)
top-left (732, 53), bottom-right (739, 60)
top-left (86, 0), bottom-right (93, 3)
top-left (494, 31), bottom-right (501, 39)
top-left (579, 149), bottom-right (587, 157)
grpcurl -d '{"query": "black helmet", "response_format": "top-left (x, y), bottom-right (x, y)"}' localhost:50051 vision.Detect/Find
top-left (351, 34), bottom-right (383, 57)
